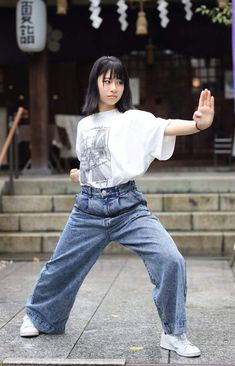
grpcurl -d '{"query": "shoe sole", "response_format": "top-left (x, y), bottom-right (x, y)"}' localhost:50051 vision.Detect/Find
top-left (160, 343), bottom-right (201, 358)
top-left (20, 331), bottom-right (39, 337)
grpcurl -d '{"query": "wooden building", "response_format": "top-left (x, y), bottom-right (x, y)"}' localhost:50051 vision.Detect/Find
top-left (0, 0), bottom-right (233, 172)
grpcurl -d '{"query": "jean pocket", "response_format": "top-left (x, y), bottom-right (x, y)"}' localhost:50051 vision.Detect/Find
top-left (116, 189), bottom-right (146, 214)
top-left (74, 193), bottom-right (88, 212)
top-left (130, 189), bottom-right (147, 206)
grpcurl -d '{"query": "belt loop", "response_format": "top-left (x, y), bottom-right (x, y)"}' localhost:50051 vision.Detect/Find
top-left (115, 185), bottom-right (119, 197)
top-left (87, 186), bottom-right (91, 198)
top-left (90, 186), bottom-right (93, 198)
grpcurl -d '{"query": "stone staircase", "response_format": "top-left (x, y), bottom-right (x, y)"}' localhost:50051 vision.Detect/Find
top-left (0, 173), bottom-right (235, 257)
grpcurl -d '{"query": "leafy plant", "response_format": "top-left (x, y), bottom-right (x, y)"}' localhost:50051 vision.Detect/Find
top-left (195, 2), bottom-right (232, 26)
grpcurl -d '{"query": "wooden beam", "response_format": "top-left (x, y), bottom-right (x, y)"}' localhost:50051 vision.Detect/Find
top-left (28, 49), bottom-right (51, 174)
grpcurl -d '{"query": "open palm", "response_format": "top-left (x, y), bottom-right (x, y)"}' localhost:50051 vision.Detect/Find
top-left (193, 89), bottom-right (214, 130)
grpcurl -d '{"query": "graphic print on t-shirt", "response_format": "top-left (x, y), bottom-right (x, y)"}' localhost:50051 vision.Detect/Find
top-left (80, 127), bottom-right (112, 184)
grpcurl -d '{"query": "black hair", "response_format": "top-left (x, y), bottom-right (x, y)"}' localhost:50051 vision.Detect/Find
top-left (82, 56), bottom-right (134, 115)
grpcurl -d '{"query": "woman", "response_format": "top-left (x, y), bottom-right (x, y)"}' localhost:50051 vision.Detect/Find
top-left (20, 56), bottom-right (214, 358)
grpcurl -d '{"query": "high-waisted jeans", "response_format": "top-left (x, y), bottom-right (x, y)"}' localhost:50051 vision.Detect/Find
top-left (26, 180), bottom-right (187, 335)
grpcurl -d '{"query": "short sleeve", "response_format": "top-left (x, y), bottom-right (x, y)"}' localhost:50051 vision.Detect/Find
top-left (125, 110), bottom-right (176, 161)
top-left (76, 119), bottom-right (83, 160)
top-left (76, 124), bottom-right (80, 160)
top-left (149, 117), bottom-right (176, 160)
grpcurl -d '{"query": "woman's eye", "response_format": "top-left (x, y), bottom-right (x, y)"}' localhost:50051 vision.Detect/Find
top-left (104, 80), bottom-right (110, 84)
top-left (118, 80), bottom-right (123, 85)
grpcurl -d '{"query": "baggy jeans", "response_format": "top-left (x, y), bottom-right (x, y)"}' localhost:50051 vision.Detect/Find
top-left (26, 181), bottom-right (187, 335)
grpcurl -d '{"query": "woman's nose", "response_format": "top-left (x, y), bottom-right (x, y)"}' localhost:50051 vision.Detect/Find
top-left (110, 81), bottom-right (117, 91)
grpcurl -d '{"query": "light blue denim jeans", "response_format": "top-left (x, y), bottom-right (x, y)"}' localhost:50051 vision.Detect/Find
top-left (26, 181), bottom-right (187, 335)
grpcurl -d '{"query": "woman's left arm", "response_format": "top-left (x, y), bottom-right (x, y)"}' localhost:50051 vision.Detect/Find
top-left (164, 89), bottom-right (214, 136)
top-left (70, 168), bottom-right (80, 183)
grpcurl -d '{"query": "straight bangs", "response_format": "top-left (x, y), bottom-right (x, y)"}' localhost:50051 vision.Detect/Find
top-left (82, 56), bottom-right (134, 115)
top-left (99, 61), bottom-right (125, 83)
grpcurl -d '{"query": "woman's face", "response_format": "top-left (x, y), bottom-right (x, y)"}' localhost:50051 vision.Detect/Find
top-left (97, 70), bottom-right (124, 112)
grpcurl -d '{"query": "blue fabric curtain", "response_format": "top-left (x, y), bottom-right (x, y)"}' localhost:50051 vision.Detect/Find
top-left (233, 0), bottom-right (235, 109)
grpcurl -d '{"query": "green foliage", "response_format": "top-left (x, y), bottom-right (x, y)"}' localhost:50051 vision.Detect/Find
top-left (195, 2), bottom-right (232, 26)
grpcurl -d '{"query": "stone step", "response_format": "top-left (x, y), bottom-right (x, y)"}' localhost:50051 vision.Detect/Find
top-left (3, 173), bottom-right (235, 195)
top-left (0, 231), bottom-right (234, 256)
top-left (2, 193), bottom-right (235, 213)
top-left (1, 212), bottom-right (235, 232)
top-left (1, 195), bottom-right (75, 213)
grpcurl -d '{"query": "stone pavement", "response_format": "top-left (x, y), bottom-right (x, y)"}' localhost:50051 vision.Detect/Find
top-left (0, 254), bottom-right (234, 365)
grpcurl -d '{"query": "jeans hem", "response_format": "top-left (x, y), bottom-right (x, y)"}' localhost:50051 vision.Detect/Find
top-left (26, 308), bottom-right (65, 334)
top-left (162, 320), bottom-right (187, 335)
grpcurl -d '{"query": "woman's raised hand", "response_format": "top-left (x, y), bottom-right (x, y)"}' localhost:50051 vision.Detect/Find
top-left (193, 89), bottom-right (214, 130)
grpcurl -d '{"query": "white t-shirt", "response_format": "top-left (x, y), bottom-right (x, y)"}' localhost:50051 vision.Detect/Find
top-left (76, 108), bottom-right (176, 188)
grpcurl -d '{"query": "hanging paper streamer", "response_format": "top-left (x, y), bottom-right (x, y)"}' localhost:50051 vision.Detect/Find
top-left (181, 0), bottom-right (193, 21)
top-left (117, 0), bottom-right (128, 31)
top-left (157, 0), bottom-right (169, 28)
top-left (89, 0), bottom-right (103, 29)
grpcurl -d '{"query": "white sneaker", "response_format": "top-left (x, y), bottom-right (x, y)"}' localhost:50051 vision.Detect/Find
top-left (20, 315), bottom-right (39, 337)
top-left (160, 332), bottom-right (201, 357)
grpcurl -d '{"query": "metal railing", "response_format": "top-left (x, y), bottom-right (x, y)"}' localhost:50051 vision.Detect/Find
top-left (0, 107), bottom-right (25, 194)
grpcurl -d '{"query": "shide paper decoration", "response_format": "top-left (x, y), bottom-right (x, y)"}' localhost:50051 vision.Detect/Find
top-left (16, 0), bottom-right (195, 37)
top-left (157, 0), bottom-right (192, 28)
top-left (117, 0), bottom-right (128, 31)
top-left (157, 0), bottom-right (169, 28)
top-left (89, 0), bottom-right (103, 29)
top-left (181, 0), bottom-right (193, 21)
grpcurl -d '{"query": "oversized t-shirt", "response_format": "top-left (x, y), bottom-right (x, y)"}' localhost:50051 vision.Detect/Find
top-left (76, 108), bottom-right (177, 188)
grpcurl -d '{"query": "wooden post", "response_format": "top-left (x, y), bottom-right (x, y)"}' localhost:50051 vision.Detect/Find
top-left (28, 49), bottom-right (51, 174)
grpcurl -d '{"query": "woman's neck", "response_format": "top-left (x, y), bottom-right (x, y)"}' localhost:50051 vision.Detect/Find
top-left (98, 103), bottom-right (116, 113)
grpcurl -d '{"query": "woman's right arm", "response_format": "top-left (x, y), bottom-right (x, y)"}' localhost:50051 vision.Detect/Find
top-left (164, 89), bottom-right (214, 136)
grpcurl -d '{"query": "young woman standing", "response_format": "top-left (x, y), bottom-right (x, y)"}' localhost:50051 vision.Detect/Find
top-left (21, 56), bottom-right (214, 358)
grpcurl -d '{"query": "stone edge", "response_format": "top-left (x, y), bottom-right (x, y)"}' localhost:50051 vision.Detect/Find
top-left (1, 359), bottom-right (126, 366)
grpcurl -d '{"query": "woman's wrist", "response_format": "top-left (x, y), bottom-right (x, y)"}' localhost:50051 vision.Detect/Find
top-left (194, 120), bottom-right (203, 132)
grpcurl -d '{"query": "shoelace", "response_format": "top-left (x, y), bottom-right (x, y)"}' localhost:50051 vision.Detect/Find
top-left (177, 334), bottom-right (193, 347)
